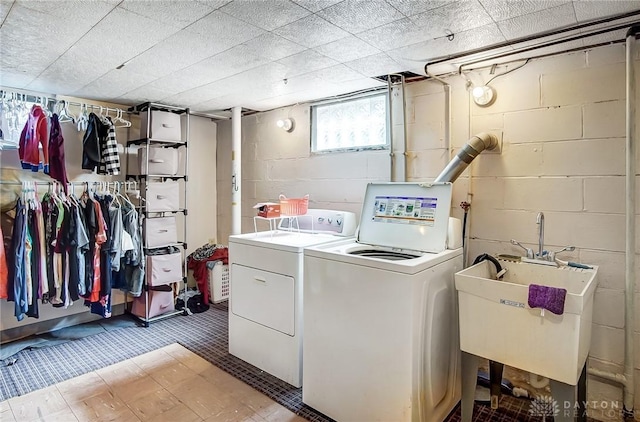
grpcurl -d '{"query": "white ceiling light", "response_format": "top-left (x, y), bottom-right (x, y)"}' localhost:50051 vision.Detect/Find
top-left (277, 118), bottom-right (295, 132)
top-left (472, 85), bottom-right (496, 107)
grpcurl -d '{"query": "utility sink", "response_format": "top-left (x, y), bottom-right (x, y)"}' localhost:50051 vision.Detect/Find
top-left (455, 258), bottom-right (598, 385)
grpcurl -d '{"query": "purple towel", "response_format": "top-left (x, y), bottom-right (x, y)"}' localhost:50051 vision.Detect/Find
top-left (528, 284), bottom-right (567, 315)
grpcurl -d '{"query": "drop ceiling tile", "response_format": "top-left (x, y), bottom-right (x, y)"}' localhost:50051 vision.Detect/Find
top-left (1, 3), bottom-right (99, 56)
top-left (357, 17), bottom-right (431, 51)
top-left (144, 71), bottom-right (207, 95)
top-left (409, 0), bottom-right (493, 39)
top-left (498, 3), bottom-right (577, 40)
top-left (574, 0), bottom-right (640, 22)
top-left (344, 52), bottom-right (404, 78)
top-left (0, 31), bottom-right (60, 75)
top-left (119, 0), bottom-right (214, 28)
top-left (277, 49), bottom-right (338, 78)
top-left (189, 98), bottom-right (228, 113)
top-left (193, 0), bottom-right (232, 9)
top-left (291, 0), bottom-right (342, 13)
top-left (116, 86), bottom-right (174, 105)
top-left (25, 55), bottom-right (107, 95)
top-left (219, 0), bottom-right (310, 31)
top-left (62, 8), bottom-right (183, 71)
top-left (314, 35), bottom-right (381, 62)
top-left (0, 71), bottom-right (35, 89)
top-left (119, 29), bottom-right (232, 78)
top-left (185, 9), bottom-right (265, 45)
top-left (186, 44), bottom-right (271, 81)
top-left (303, 64), bottom-right (367, 82)
top-left (389, 0), bottom-right (450, 17)
top-left (73, 69), bottom-right (158, 100)
top-left (242, 33), bottom-right (307, 60)
top-left (273, 14), bottom-right (349, 48)
top-left (479, 0), bottom-right (570, 22)
top-left (0, 0), bottom-right (14, 23)
top-left (317, 0), bottom-right (405, 33)
top-left (16, 0), bottom-right (117, 22)
top-left (390, 23), bottom-right (506, 63)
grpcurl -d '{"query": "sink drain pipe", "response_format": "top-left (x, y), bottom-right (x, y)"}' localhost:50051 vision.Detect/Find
top-left (587, 25), bottom-right (638, 418)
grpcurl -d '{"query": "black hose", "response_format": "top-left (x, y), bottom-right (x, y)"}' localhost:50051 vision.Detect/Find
top-left (472, 253), bottom-right (502, 276)
top-left (462, 210), bottom-right (468, 247)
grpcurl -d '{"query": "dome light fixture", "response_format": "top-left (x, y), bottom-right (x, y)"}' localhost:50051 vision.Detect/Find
top-left (276, 118), bottom-right (295, 132)
top-left (472, 85), bottom-right (496, 107)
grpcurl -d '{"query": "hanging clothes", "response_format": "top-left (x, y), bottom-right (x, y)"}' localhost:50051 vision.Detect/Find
top-left (98, 118), bottom-right (120, 176)
top-left (0, 224), bottom-right (7, 299)
top-left (81, 113), bottom-right (106, 171)
top-left (9, 198), bottom-right (28, 321)
top-left (47, 113), bottom-right (69, 190)
top-left (19, 105), bottom-right (49, 172)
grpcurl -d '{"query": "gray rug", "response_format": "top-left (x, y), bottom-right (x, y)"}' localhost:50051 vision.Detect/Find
top-left (0, 303), bottom-right (548, 422)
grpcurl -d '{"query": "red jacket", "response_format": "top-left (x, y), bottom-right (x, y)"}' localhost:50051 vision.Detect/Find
top-left (19, 105), bottom-right (49, 172)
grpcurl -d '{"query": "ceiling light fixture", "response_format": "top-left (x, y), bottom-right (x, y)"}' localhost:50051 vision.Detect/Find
top-left (276, 118), bottom-right (295, 132)
top-left (472, 85), bottom-right (496, 107)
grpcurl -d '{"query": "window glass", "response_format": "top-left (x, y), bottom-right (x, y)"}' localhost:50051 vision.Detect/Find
top-left (311, 93), bottom-right (388, 153)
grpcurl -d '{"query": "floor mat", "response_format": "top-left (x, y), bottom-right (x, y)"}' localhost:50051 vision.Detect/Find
top-left (0, 303), bottom-right (590, 421)
top-left (0, 314), bottom-right (137, 361)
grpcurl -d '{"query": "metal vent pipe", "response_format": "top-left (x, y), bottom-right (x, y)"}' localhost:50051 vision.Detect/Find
top-left (434, 132), bottom-right (499, 183)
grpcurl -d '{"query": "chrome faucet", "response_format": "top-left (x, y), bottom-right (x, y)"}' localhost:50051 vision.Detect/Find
top-left (536, 212), bottom-right (544, 258)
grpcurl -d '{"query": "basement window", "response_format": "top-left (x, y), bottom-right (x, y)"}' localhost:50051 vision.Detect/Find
top-left (311, 92), bottom-right (389, 153)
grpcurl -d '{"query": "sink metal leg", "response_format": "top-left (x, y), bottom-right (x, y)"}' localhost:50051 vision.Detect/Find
top-left (549, 378), bottom-right (577, 422)
top-left (577, 365), bottom-right (587, 422)
top-left (489, 360), bottom-right (504, 409)
top-left (461, 352), bottom-right (479, 422)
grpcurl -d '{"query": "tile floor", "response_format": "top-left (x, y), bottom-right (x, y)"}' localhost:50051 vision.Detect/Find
top-left (0, 343), bottom-right (305, 422)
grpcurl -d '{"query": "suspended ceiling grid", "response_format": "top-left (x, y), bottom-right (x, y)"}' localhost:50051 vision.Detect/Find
top-left (1, 0), bottom-right (639, 113)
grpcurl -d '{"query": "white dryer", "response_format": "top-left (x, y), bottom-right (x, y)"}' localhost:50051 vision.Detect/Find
top-left (228, 209), bottom-right (357, 388)
top-left (303, 183), bottom-right (463, 422)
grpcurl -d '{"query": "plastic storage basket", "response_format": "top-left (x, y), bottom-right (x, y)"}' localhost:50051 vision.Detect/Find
top-left (208, 261), bottom-right (230, 303)
top-left (279, 194), bottom-right (309, 216)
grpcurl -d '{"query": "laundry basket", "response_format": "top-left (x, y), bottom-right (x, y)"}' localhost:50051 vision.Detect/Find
top-left (279, 194), bottom-right (309, 216)
top-left (208, 261), bottom-right (229, 303)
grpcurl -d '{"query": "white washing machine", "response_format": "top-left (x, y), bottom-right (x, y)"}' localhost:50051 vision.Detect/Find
top-left (228, 209), bottom-right (357, 388)
top-left (303, 183), bottom-right (463, 422)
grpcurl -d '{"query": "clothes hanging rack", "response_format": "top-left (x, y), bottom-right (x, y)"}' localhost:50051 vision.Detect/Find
top-left (0, 89), bottom-right (132, 117)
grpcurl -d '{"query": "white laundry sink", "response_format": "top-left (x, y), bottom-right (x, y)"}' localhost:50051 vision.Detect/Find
top-left (455, 258), bottom-right (598, 385)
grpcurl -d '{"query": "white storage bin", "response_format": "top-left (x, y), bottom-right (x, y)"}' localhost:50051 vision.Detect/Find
top-left (140, 110), bottom-right (182, 142)
top-left (132, 290), bottom-right (175, 318)
top-left (144, 216), bottom-right (178, 248)
top-left (138, 147), bottom-right (179, 175)
top-left (208, 261), bottom-right (229, 303)
top-left (146, 181), bottom-right (180, 212)
top-left (147, 251), bottom-right (182, 286)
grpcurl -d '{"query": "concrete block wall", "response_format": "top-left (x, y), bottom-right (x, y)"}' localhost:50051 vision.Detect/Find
top-left (216, 105), bottom-right (390, 243)
top-left (216, 43), bottom-right (637, 420)
top-left (408, 44), bottom-right (634, 421)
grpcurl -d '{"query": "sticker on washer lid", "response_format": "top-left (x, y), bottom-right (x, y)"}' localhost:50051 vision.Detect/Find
top-left (372, 196), bottom-right (437, 226)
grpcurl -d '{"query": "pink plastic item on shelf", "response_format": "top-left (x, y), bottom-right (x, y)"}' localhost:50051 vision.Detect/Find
top-left (279, 194), bottom-right (309, 216)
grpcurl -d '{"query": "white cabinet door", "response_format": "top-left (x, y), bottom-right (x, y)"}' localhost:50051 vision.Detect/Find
top-left (230, 264), bottom-right (295, 336)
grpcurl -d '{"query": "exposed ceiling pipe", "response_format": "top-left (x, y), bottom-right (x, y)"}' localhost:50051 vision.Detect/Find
top-left (424, 10), bottom-right (640, 76)
top-left (434, 132), bottom-right (498, 183)
top-left (387, 74), bottom-right (408, 182)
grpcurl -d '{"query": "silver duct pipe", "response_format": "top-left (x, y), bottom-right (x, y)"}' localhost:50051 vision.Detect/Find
top-left (434, 132), bottom-right (499, 183)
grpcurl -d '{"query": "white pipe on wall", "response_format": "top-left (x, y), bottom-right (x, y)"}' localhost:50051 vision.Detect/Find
top-left (588, 26), bottom-right (637, 417)
top-left (231, 106), bottom-right (241, 235)
top-left (623, 26), bottom-right (636, 414)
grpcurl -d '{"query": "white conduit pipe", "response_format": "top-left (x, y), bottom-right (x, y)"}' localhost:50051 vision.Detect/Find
top-left (424, 71), bottom-right (452, 170)
top-left (587, 26), bottom-right (637, 417)
top-left (231, 106), bottom-right (242, 236)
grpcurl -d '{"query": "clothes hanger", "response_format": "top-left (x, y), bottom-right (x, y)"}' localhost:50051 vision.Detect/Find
top-left (56, 100), bottom-right (75, 123)
top-left (77, 104), bottom-right (89, 131)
